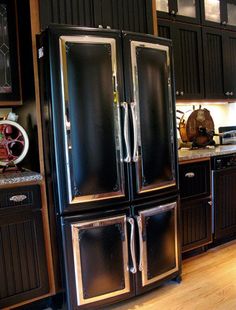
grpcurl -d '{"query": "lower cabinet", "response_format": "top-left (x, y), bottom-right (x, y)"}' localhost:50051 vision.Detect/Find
top-left (62, 198), bottom-right (181, 309)
top-left (181, 198), bottom-right (212, 252)
top-left (0, 207), bottom-right (49, 308)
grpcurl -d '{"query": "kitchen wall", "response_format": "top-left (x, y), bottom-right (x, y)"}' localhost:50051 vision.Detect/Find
top-left (176, 102), bottom-right (236, 144)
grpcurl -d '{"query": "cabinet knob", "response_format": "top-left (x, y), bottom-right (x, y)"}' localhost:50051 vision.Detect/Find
top-left (98, 25), bottom-right (103, 28)
top-left (185, 172), bottom-right (195, 178)
top-left (180, 91), bottom-right (184, 96)
top-left (170, 10), bottom-right (176, 15)
top-left (225, 91), bottom-right (230, 96)
top-left (106, 25), bottom-right (111, 29)
top-left (230, 92), bottom-right (234, 96)
top-left (176, 91), bottom-right (179, 96)
top-left (222, 21), bottom-right (227, 25)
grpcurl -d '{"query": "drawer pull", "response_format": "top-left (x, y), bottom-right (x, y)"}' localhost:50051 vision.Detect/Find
top-left (9, 195), bottom-right (27, 202)
top-left (185, 172), bottom-right (195, 178)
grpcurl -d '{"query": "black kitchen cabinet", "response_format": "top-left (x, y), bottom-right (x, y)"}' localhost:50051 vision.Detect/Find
top-left (201, 0), bottom-right (236, 31)
top-left (0, 0), bottom-right (21, 104)
top-left (179, 159), bottom-right (212, 252)
top-left (202, 27), bottom-right (236, 100)
top-left (0, 185), bottom-right (49, 309)
top-left (39, 0), bottom-right (154, 34)
top-left (213, 166), bottom-right (236, 240)
top-left (156, 0), bottom-right (201, 24)
top-left (158, 20), bottom-right (204, 100)
top-left (181, 197), bottom-right (212, 252)
top-left (0, 210), bottom-right (49, 309)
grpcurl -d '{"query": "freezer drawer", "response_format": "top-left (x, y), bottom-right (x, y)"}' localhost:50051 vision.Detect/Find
top-left (62, 212), bottom-right (134, 309)
top-left (136, 202), bottom-right (179, 288)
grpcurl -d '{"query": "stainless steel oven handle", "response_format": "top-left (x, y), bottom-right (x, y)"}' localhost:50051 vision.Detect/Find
top-left (130, 101), bottom-right (138, 162)
top-left (121, 102), bottom-right (131, 163)
top-left (127, 217), bottom-right (137, 274)
top-left (136, 216), bottom-right (144, 272)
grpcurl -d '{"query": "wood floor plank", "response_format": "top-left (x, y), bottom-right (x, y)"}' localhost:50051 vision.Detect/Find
top-left (105, 240), bottom-right (236, 310)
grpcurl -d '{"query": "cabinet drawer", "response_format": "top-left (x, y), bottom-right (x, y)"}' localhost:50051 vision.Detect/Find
top-left (0, 185), bottom-right (41, 213)
top-left (179, 160), bottom-right (210, 199)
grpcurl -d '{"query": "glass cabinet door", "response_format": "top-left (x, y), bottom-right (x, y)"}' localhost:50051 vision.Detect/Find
top-left (156, 0), bottom-right (169, 12)
top-left (177, 0), bottom-right (196, 18)
top-left (204, 0), bottom-right (221, 23)
top-left (227, 2), bottom-right (236, 26)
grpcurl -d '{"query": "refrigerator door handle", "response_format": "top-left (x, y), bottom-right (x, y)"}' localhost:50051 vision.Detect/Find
top-left (136, 216), bottom-right (144, 271)
top-left (127, 217), bottom-right (137, 274)
top-left (121, 102), bottom-right (131, 163)
top-left (130, 101), bottom-right (139, 162)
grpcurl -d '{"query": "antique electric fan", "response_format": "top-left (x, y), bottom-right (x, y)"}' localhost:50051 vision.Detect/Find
top-left (0, 120), bottom-right (29, 168)
top-left (178, 108), bottom-right (215, 148)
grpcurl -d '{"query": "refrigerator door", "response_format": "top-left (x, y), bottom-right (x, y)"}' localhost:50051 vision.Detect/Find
top-left (135, 200), bottom-right (180, 293)
top-left (123, 33), bottom-right (178, 200)
top-left (46, 27), bottom-right (130, 212)
top-left (62, 212), bottom-right (134, 309)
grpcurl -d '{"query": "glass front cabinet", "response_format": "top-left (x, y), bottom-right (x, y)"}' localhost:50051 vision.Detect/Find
top-left (0, 0), bottom-right (21, 104)
top-left (156, 0), bottom-right (200, 23)
top-left (202, 0), bottom-right (236, 29)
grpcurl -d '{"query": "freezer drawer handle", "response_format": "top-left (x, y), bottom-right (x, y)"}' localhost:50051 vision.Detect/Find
top-left (130, 101), bottom-right (138, 162)
top-left (121, 102), bottom-right (131, 163)
top-left (136, 216), bottom-right (144, 272)
top-left (127, 217), bottom-right (137, 274)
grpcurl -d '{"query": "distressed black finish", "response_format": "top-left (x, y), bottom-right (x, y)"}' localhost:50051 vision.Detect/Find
top-left (39, 0), bottom-right (154, 34)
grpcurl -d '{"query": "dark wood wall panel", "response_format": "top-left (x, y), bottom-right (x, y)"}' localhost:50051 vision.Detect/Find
top-left (39, 0), bottom-right (154, 33)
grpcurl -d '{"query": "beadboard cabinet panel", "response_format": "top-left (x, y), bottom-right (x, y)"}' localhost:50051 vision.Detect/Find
top-left (39, 0), bottom-right (154, 33)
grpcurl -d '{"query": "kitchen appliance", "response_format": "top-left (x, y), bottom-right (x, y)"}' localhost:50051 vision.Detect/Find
top-left (37, 25), bottom-right (181, 309)
top-left (178, 108), bottom-right (215, 147)
top-left (219, 126), bottom-right (236, 145)
top-left (212, 153), bottom-right (236, 240)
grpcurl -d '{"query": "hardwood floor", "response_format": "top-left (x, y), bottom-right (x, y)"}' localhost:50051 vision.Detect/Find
top-left (105, 240), bottom-right (236, 310)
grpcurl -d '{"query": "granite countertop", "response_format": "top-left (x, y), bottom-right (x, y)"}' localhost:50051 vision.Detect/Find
top-left (178, 145), bottom-right (236, 162)
top-left (0, 169), bottom-right (43, 186)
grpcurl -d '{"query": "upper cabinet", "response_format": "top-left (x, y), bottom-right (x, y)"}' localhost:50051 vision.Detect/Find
top-left (0, 0), bottom-right (21, 105)
top-left (202, 0), bottom-right (236, 30)
top-left (39, 0), bottom-right (154, 34)
top-left (156, 0), bottom-right (201, 24)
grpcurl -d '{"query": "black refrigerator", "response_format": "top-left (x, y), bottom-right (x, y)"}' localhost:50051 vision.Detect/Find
top-left (38, 25), bottom-right (181, 309)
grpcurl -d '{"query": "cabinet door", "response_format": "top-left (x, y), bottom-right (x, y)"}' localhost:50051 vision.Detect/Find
top-left (213, 167), bottom-right (236, 240)
top-left (136, 201), bottom-right (180, 292)
top-left (181, 198), bottom-right (212, 252)
top-left (0, 0), bottom-right (21, 104)
top-left (202, 27), bottom-right (227, 99)
top-left (173, 23), bottom-right (204, 99)
top-left (123, 34), bottom-right (177, 199)
top-left (39, 0), bottom-right (95, 30)
top-left (63, 214), bottom-right (133, 309)
top-left (202, 0), bottom-right (236, 30)
top-left (93, 0), bottom-right (154, 33)
top-left (223, 30), bottom-right (236, 99)
top-left (0, 211), bottom-right (49, 309)
top-left (156, 0), bottom-right (200, 23)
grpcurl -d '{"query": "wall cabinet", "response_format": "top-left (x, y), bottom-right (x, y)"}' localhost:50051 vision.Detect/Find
top-left (39, 0), bottom-right (154, 34)
top-left (179, 160), bottom-right (212, 252)
top-left (201, 0), bottom-right (236, 31)
top-left (158, 20), bottom-right (204, 99)
top-left (203, 27), bottom-right (236, 100)
top-left (0, 185), bottom-right (49, 309)
top-left (0, 0), bottom-right (21, 105)
top-left (156, 0), bottom-right (201, 24)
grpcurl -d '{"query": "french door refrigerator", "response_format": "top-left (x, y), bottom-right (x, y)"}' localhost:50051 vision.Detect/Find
top-left (38, 25), bottom-right (181, 309)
